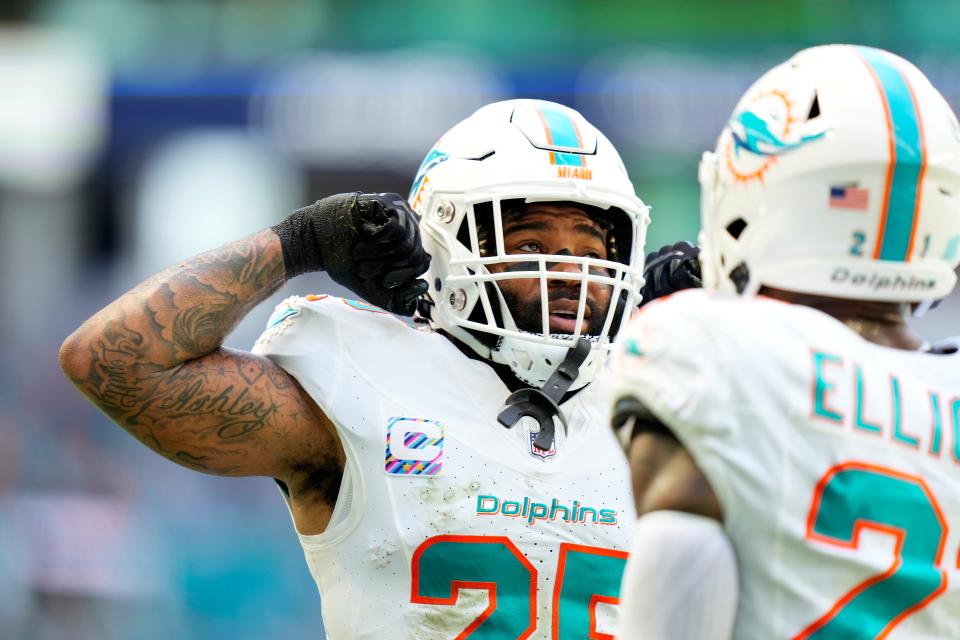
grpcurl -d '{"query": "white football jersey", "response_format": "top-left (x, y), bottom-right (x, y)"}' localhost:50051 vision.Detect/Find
top-left (253, 295), bottom-right (635, 639)
top-left (612, 289), bottom-right (960, 640)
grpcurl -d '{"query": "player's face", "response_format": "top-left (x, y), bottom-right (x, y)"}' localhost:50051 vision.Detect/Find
top-left (488, 204), bottom-right (613, 336)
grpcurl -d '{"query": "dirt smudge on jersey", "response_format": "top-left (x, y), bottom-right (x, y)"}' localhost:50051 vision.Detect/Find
top-left (367, 538), bottom-right (398, 568)
top-left (411, 588), bottom-right (489, 639)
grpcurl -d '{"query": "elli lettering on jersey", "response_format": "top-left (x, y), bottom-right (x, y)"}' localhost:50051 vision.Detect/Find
top-left (810, 350), bottom-right (960, 466)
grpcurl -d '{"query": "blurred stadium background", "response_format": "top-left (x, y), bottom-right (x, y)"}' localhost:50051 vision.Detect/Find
top-left (1, 1), bottom-right (958, 638)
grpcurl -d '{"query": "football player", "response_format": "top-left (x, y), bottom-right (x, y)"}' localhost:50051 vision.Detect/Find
top-left (611, 45), bottom-right (960, 639)
top-left (61, 99), bottom-right (652, 637)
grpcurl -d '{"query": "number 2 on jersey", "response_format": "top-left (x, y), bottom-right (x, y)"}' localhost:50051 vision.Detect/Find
top-left (796, 462), bottom-right (949, 639)
top-left (411, 535), bottom-right (627, 639)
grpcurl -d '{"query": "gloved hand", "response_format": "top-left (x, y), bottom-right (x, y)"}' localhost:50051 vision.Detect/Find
top-left (639, 241), bottom-right (702, 306)
top-left (272, 192), bottom-right (431, 316)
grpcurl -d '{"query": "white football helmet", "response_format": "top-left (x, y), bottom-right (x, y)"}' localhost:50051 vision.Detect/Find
top-left (699, 44), bottom-right (960, 302)
top-left (410, 99), bottom-right (650, 390)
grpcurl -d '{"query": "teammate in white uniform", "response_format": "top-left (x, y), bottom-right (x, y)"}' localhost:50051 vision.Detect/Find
top-left (60, 99), bottom-right (651, 638)
top-left (610, 45), bottom-right (960, 639)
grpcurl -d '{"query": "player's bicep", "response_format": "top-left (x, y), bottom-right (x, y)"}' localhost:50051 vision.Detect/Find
top-left (130, 346), bottom-right (336, 478)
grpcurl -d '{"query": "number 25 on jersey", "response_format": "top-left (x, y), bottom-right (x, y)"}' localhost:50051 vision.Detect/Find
top-left (411, 535), bottom-right (627, 639)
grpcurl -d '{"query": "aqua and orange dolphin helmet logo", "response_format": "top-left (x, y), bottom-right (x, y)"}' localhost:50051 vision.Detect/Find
top-left (725, 89), bottom-right (827, 184)
top-left (409, 148), bottom-right (450, 208)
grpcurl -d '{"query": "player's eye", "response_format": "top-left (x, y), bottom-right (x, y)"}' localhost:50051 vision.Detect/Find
top-left (514, 241), bottom-right (543, 254)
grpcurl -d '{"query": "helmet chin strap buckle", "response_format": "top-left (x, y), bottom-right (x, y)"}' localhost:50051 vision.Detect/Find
top-left (497, 337), bottom-right (592, 450)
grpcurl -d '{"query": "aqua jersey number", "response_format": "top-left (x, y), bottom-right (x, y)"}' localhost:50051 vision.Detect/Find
top-left (796, 463), bottom-right (948, 639)
top-left (411, 535), bottom-right (627, 639)
top-left (411, 536), bottom-right (536, 639)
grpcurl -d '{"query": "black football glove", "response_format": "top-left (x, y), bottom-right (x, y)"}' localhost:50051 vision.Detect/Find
top-left (639, 241), bottom-right (702, 306)
top-left (272, 192), bottom-right (431, 316)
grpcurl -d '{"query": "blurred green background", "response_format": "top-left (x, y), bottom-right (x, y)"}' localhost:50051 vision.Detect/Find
top-left (1, 1), bottom-right (957, 638)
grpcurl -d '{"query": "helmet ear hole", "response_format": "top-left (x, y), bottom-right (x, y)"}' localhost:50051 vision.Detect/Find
top-left (726, 218), bottom-right (748, 240)
top-left (730, 262), bottom-right (751, 294)
top-left (807, 93), bottom-right (821, 120)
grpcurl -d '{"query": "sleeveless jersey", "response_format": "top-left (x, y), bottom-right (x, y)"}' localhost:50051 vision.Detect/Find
top-left (252, 295), bottom-right (635, 639)
top-left (611, 289), bottom-right (960, 640)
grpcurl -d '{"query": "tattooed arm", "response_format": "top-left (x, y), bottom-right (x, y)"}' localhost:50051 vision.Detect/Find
top-left (60, 195), bottom-right (428, 530)
top-left (59, 229), bottom-right (341, 486)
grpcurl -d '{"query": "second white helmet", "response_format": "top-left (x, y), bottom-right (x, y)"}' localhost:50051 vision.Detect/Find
top-left (699, 44), bottom-right (960, 302)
